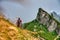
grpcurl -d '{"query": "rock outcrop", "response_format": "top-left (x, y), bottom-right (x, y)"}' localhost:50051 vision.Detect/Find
top-left (36, 8), bottom-right (60, 35)
top-left (51, 11), bottom-right (60, 23)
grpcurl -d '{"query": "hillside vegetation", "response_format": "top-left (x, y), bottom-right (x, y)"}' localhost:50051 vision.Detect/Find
top-left (0, 18), bottom-right (44, 40)
top-left (23, 19), bottom-right (57, 40)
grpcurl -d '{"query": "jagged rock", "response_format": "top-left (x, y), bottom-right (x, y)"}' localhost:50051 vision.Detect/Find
top-left (48, 20), bottom-right (57, 31)
top-left (51, 11), bottom-right (60, 23)
top-left (36, 8), bottom-right (58, 32)
top-left (56, 27), bottom-right (60, 35)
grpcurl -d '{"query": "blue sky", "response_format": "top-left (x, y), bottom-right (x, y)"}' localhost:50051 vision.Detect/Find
top-left (1, 0), bottom-right (60, 23)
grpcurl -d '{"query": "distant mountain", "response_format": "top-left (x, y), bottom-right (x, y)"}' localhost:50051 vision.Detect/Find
top-left (51, 11), bottom-right (60, 23)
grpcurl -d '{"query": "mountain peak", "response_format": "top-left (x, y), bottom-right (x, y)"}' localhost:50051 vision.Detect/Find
top-left (51, 11), bottom-right (57, 15)
top-left (36, 8), bottom-right (60, 34)
top-left (38, 8), bottom-right (43, 11)
top-left (38, 8), bottom-right (45, 12)
top-left (38, 8), bottom-right (48, 15)
top-left (51, 11), bottom-right (60, 22)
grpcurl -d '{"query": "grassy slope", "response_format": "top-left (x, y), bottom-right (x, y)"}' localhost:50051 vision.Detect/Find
top-left (0, 18), bottom-right (44, 40)
top-left (23, 19), bottom-right (57, 40)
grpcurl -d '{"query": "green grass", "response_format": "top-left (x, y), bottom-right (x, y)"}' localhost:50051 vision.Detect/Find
top-left (56, 36), bottom-right (60, 40)
top-left (23, 19), bottom-right (57, 40)
top-left (23, 19), bottom-right (48, 32)
top-left (38, 30), bottom-right (57, 40)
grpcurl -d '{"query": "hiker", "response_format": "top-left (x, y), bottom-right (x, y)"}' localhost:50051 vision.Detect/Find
top-left (16, 18), bottom-right (22, 28)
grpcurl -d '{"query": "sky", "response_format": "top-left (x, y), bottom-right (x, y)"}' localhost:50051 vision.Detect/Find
top-left (1, 0), bottom-right (60, 23)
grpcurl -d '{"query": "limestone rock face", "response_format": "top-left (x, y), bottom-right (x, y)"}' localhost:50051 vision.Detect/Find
top-left (48, 20), bottom-right (57, 31)
top-left (36, 8), bottom-right (58, 32)
top-left (56, 27), bottom-right (60, 35)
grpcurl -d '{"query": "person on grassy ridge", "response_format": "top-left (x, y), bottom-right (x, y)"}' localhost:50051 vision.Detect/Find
top-left (16, 18), bottom-right (22, 28)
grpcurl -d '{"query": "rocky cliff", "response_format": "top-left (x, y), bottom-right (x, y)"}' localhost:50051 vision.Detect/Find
top-left (36, 8), bottom-right (60, 35)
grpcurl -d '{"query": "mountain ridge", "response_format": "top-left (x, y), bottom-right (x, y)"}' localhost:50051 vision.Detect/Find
top-left (36, 8), bottom-right (60, 33)
top-left (23, 8), bottom-right (60, 40)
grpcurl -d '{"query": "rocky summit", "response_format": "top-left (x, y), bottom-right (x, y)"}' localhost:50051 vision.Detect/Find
top-left (36, 8), bottom-right (60, 35)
